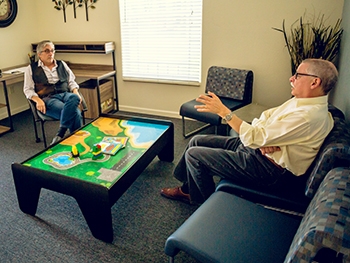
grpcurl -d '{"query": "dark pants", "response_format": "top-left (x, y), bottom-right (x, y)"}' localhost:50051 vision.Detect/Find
top-left (43, 92), bottom-right (82, 133)
top-left (173, 135), bottom-right (296, 204)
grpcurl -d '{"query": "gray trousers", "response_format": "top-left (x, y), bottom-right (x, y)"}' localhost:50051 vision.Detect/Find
top-left (173, 135), bottom-right (296, 204)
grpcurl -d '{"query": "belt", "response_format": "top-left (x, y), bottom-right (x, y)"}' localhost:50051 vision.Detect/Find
top-left (265, 156), bottom-right (284, 171)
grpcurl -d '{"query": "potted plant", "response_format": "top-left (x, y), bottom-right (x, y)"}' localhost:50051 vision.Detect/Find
top-left (273, 13), bottom-right (343, 74)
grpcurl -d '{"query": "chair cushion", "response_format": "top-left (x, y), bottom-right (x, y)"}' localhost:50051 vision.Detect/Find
top-left (179, 99), bottom-right (221, 125)
top-left (27, 99), bottom-right (58, 122)
top-left (37, 110), bottom-right (59, 121)
top-left (179, 98), bottom-right (246, 125)
top-left (165, 191), bottom-right (301, 263)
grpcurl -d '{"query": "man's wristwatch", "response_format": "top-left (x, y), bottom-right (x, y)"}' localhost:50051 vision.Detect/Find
top-left (223, 111), bottom-right (234, 122)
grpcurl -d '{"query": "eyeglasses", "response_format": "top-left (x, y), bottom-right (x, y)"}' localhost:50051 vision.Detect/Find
top-left (40, 49), bottom-right (55, 54)
top-left (294, 72), bottom-right (320, 79)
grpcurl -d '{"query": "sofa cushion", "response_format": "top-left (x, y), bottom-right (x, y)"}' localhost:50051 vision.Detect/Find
top-left (285, 167), bottom-right (350, 263)
top-left (305, 117), bottom-right (350, 198)
top-left (165, 191), bottom-right (301, 263)
top-left (328, 103), bottom-right (345, 119)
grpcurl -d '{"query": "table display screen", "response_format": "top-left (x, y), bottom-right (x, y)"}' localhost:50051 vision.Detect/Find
top-left (23, 117), bottom-right (169, 188)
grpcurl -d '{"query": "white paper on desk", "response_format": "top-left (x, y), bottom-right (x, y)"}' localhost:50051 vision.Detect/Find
top-left (3, 66), bottom-right (28, 74)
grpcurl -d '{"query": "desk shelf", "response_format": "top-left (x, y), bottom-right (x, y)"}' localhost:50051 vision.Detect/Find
top-left (31, 41), bottom-right (115, 54)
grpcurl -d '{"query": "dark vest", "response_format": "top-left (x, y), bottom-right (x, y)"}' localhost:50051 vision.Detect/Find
top-left (31, 60), bottom-right (69, 98)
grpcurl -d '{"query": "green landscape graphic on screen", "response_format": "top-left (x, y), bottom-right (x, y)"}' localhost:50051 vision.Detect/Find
top-left (23, 117), bottom-right (168, 189)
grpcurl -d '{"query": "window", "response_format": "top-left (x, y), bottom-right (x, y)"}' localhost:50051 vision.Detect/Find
top-left (119, 0), bottom-right (202, 85)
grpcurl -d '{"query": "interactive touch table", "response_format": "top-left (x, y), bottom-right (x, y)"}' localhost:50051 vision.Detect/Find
top-left (11, 114), bottom-right (174, 242)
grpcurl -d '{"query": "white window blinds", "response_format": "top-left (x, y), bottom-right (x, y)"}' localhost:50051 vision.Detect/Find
top-left (119, 0), bottom-right (202, 85)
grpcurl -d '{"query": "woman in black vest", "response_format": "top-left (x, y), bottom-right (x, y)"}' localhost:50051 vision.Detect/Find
top-left (23, 40), bottom-right (82, 145)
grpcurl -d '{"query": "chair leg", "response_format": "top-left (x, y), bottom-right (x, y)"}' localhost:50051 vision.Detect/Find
top-left (82, 111), bottom-right (86, 125)
top-left (41, 122), bottom-right (48, 148)
top-left (31, 116), bottom-right (41, 143)
top-left (168, 257), bottom-right (175, 263)
top-left (182, 116), bottom-right (211, 138)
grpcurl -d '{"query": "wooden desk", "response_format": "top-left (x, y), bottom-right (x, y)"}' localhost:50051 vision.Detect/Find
top-left (0, 64), bottom-right (26, 135)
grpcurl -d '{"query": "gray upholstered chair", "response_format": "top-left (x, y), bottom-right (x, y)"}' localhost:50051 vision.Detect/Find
top-left (179, 66), bottom-right (253, 138)
top-left (28, 91), bottom-right (88, 148)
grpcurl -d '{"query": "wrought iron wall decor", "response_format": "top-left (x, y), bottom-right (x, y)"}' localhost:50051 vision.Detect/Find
top-left (52, 0), bottom-right (98, 22)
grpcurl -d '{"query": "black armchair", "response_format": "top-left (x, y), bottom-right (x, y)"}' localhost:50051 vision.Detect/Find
top-left (27, 91), bottom-right (88, 148)
top-left (179, 66), bottom-right (253, 138)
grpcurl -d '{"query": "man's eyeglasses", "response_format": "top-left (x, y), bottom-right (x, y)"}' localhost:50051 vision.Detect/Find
top-left (40, 49), bottom-right (55, 54)
top-left (294, 72), bottom-right (320, 79)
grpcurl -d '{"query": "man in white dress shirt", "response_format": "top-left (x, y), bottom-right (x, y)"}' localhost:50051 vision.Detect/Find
top-left (161, 58), bottom-right (338, 205)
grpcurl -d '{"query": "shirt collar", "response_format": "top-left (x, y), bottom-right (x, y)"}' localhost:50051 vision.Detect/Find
top-left (294, 95), bottom-right (329, 107)
top-left (38, 59), bottom-right (57, 68)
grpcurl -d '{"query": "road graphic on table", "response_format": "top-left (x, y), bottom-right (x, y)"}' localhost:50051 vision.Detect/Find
top-left (43, 151), bottom-right (110, 170)
top-left (23, 117), bottom-right (168, 188)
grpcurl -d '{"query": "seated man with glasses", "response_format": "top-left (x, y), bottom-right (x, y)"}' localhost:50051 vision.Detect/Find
top-left (23, 40), bottom-right (82, 145)
top-left (161, 58), bottom-right (338, 205)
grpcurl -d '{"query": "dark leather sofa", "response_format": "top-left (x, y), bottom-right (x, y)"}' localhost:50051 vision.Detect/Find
top-left (165, 105), bottom-right (350, 263)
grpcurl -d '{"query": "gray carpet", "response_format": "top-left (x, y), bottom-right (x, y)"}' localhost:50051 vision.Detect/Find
top-left (0, 110), bottom-right (221, 263)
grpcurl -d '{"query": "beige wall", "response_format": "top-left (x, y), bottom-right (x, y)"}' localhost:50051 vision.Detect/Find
top-left (0, 0), bottom-right (344, 119)
top-left (333, 0), bottom-right (350, 123)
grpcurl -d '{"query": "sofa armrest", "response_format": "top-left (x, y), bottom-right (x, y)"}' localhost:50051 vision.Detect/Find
top-left (285, 167), bottom-right (350, 263)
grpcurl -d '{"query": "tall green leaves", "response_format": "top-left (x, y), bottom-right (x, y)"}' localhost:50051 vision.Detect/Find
top-left (273, 14), bottom-right (343, 73)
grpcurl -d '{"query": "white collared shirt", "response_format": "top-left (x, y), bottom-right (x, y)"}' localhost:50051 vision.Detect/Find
top-left (23, 59), bottom-right (79, 99)
top-left (239, 96), bottom-right (334, 175)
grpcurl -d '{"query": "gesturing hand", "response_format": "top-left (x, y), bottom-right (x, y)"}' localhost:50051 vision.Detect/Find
top-left (194, 91), bottom-right (227, 115)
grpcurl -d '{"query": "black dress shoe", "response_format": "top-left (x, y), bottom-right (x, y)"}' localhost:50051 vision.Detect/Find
top-left (50, 135), bottom-right (62, 145)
